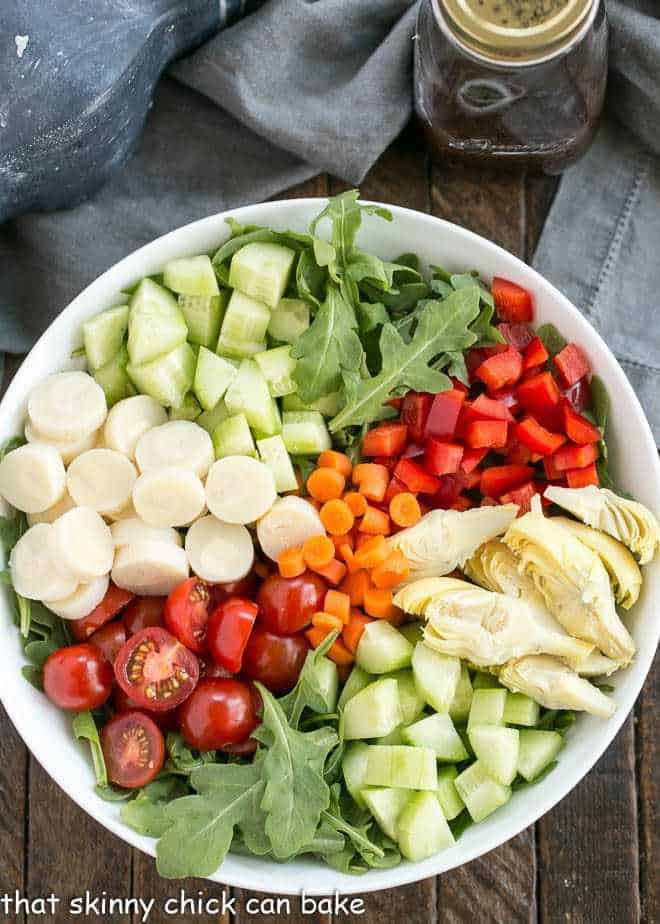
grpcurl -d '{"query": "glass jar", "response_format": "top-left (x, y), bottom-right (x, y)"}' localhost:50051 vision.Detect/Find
top-left (414, 0), bottom-right (608, 174)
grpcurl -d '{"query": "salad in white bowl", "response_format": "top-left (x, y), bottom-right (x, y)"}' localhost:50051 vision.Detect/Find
top-left (0, 192), bottom-right (658, 889)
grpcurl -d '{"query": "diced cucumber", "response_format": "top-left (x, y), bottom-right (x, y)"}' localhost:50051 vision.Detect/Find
top-left (282, 391), bottom-right (343, 418)
top-left (218, 290), bottom-right (271, 348)
top-left (127, 279), bottom-right (188, 365)
top-left (83, 305), bottom-right (129, 371)
top-left (229, 241), bottom-right (295, 308)
top-left (362, 788), bottom-right (411, 841)
top-left (467, 689), bottom-right (508, 731)
top-left (197, 400), bottom-right (229, 434)
top-left (216, 333), bottom-right (267, 360)
top-left (436, 766), bottom-right (465, 821)
top-left (468, 725), bottom-right (520, 785)
top-left (254, 345), bottom-right (297, 398)
top-left (212, 414), bottom-right (257, 459)
top-left (282, 411), bottom-right (332, 455)
top-left (398, 621), bottom-right (424, 647)
top-left (364, 746), bottom-right (437, 791)
top-left (93, 344), bottom-right (134, 407)
top-left (356, 621), bottom-right (413, 674)
top-left (517, 730), bottom-right (563, 782)
top-left (257, 435), bottom-right (298, 492)
top-left (169, 392), bottom-right (201, 421)
top-left (454, 760), bottom-right (512, 823)
top-left (342, 742), bottom-right (370, 810)
top-left (473, 671), bottom-right (503, 690)
top-left (403, 713), bottom-right (469, 763)
top-left (342, 678), bottom-right (402, 741)
top-left (225, 359), bottom-right (281, 436)
top-left (396, 791), bottom-right (455, 861)
top-left (268, 297), bottom-right (310, 343)
top-left (386, 670), bottom-right (425, 725)
top-left (193, 347), bottom-right (238, 411)
top-left (503, 692), bottom-right (541, 728)
top-left (163, 254), bottom-right (219, 297)
top-left (127, 341), bottom-right (195, 408)
top-left (449, 664), bottom-right (473, 723)
top-left (372, 725), bottom-right (406, 746)
top-left (315, 657), bottom-right (338, 714)
top-left (337, 665), bottom-right (372, 710)
top-left (412, 643), bottom-right (461, 713)
top-left (178, 292), bottom-right (226, 348)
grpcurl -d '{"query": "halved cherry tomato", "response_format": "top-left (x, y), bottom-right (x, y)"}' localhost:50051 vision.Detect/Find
top-left (220, 737), bottom-right (258, 756)
top-left (89, 621), bottom-right (127, 664)
top-left (164, 577), bottom-right (213, 654)
top-left (114, 627), bottom-right (199, 712)
top-left (178, 678), bottom-right (259, 751)
top-left (101, 711), bottom-right (165, 789)
top-left (199, 660), bottom-right (235, 679)
top-left (209, 572), bottom-right (257, 608)
top-left (122, 597), bottom-right (165, 636)
top-left (241, 627), bottom-right (308, 694)
top-left (43, 644), bottom-right (113, 712)
top-left (69, 585), bottom-right (134, 641)
top-left (207, 597), bottom-right (258, 673)
top-left (112, 686), bottom-right (179, 732)
top-left (256, 572), bottom-right (326, 636)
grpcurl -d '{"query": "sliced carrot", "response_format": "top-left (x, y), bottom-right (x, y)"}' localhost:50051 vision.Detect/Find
top-left (277, 545), bottom-right (306, 579)
top-left (340, 570), bottom-right (372, 607)
top-left (389, 491), bottom-right (422, 528)
top-left (371, 550), bottom-right (410, 589)
top-left (302, 534), bottom-right (335, 570)
top-left (311, 611), bottom-right (344, 632)
top-left (307, 467), bottom-right (346, 502)
top-left (317, 450), bottom-right (352, 478)
top-left (310, 557), bottom-right (347, 585)
top-left (359, 506), bottom-right (391, 536)
top-left (305, 626), bottom-right (354, 665)
top-left (319, 498), bottom-right (355, 536)
top-left (352, 463), bottom-right (390, 503)
top-left (343, 491), bottom-right (369, 518)
top-left (353, 534), bottom-right (389, 570)
top-left (342, 610), bottom-right (373, 654)
top-left (324, 589), bottom-right (351, 625)
top-left (363, 587), bottom-right (401, 621)
top-left (331, 531), bottom-right (354, 553)
top-left (354, 532), bottom-right (373, 551)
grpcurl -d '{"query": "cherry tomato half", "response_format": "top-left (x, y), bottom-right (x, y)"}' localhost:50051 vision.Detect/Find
top-left (210, 572), bottom-right (257, 608)
top-left (122, 597), bottom-right (165, 636)
top-left (207, 597), bottom-right (258, 674)
top-left (89, 621), bottom-right (127, 664)
top-left (256, 572), bottom-right (326, 636)
top-left (220, 737), bottom-right (258, 756)
top-left (114, 627), bottom-right (199, 712)
top-left (101, 711), bottom-right (165, 789)
top-left (112, 686), bottom-right (179, 732)
top-left (241, 627), bottom-right (309, 694)
top-left (164, 578), bottom-right (212, 654)
top-left (178, 677), bottom-right (259, 751)
top-left (43, 644), bottom-right (113, 711)
top-left (69, 585), bottom-right (134, 641)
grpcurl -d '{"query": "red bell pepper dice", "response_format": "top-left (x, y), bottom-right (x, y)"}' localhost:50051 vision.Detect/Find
top-left (461, 447), bottom-right (488, 473)
top-left (522, 336), bottom-right (549, 372)
top-left (462, 469), bottom-right (482, 490)
top-left (464, 419), bottom-right (508, 449)
top-left (505, 442), bottom-right (533, 465)
top-left (562, 401), bottom-right (601, 445)
top-left (386, 396), bottom-right (403, 410)
top-left (516, 416), bottom-right (566, 457)
top-left (465, 346), bottom-right (504, 381)
top-left (424, 388), bottom-right (466, 439)
top-left (543, 454), bottom-right (564, 482)
top-left (401, 392), bottom-right (433, 444)
top-left (450, 377), bottom-right (469, 394)
top-left (566, 462), bottom-right (600, 488)
top-left (451, 495), bottom-right (474, 511)
top-left (402, 442), bottom-right (425, 459)
top-left (553, 343), bottom-right (590, 388)
top-left (553, 441), bottom-right (600, 472)
top-left (480, 464), bottom-right (534, 498)
top-left (394, 457), bottom-right (441, 495)
top-left (432, 474), bottom-right (465, 509)
top-left (475, 346), bottom-right (523, 393)
top-left (362, 422), bottom-right (408, 457)
top-left (490, 388), bottom-right (520, 416)
top-left (467, 393), bottom-right (514, 422)
top-left (516, 370), bottom-right (561, 428)
top-left (492, 277), bottom-right (534, 323)
top-left (497, 323), bottom-right (535, 351)
top-left (383, 476), bottom-right (410, 504)
top-left (424, 439), bottom-right (464, 476)
top-left (500, 480), bottom-right (537, 515)
top-left (563, 377), bottom-right (591, 413)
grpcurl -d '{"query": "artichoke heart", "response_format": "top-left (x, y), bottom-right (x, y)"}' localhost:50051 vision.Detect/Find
top-left (499, 654), bottom-right (616, 719)
top-left (503, 512), bottom-right (635, 665)
top-left (387, 504), bottom-right (518, 581)
top-left (545, 485), bottom-right (659, 566)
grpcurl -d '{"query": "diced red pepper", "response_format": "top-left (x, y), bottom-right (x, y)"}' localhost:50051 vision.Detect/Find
top-left (566, 462), bottom-right (600, 488)
top-left (432, 474), bottom-right (465, 509)
top-left (543, 455), bottom-right (564, 481)
top-left (373, 455), bottom-right (398, 472)
top-left (466, 344), bottom-right (508, 381)
top-left (362, 422), bottom-right (408, 457)
top-left (516, 371), bottom-right (561, 428)
top-left (480, 496), bottom-right (499, 507)
top-left (563, 377), bottom-right (591, 413)
top-left (497, 323), bottom-right (535, 351)
top-left (394, 458), bottom-right (441, 495)
top-left (553, 442), bottom-right (599, 472)
top-left (500, 480), bottom-right (537, 515)
top-left (480, 464), bottom-right (534, 498)
top-left (462, 469), bottom-right (482, 490)
top-left (450, 377), bottom-right (469, 394)
top-left (466, 393), bottom-right (514, 422)
top-left (383, 476), bottom-right (410, 505)
top-left (461, 448), bottom-right (488, 473)
top-left (505, 442), bottom-right (533, 465)
top-left (553, 343), bottom-right (590, 388)
top-left (401, 392), bottom-right (433, 444)
top-left (424, 389), bottom-right (466, 439)
top-left (424, 439), bottom-right (464, 476)
top-left (475, 346), bottom-right (523, 393)
top-left (522, 336), bottom-right (549, 372)
top-left (464, 419), bottom-right (508, 449)
top-left (562, 401), bottom-right (601, 445)
top-left (490, 388), bottom-right (521, 416)
top-left (516, 416), bottom-right (566, 457)
top-left (451, 495), bottom-right (474, 512)
top-left (386, 396), bottom-right (403, 410)
top-left (492, 277), bottom-right (534, 322)
top-left (402, 442), bottom-right (425, 459)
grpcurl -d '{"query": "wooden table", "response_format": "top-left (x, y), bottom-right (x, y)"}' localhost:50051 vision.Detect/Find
top-left (0, 122), bottom-right (657, 924)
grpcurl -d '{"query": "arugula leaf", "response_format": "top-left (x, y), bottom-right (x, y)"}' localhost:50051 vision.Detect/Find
top-left (589, 374), bottom-right (609, 432)
top-left (296, 248), bottom-right (327, 310)
top-left (72, 712), bottom-right (108, 787)
top-left (212, 220), bottom-right (311, 266)
top-left (470, 303), bottom-right (505, 347)
top-left (96, 784), bottom-right (134, 803)
top-left (279, 631), bottom-right (339, 729)
top-left (0, 512), bottom-right (26, 553)
top-left (450, 272), bottom-right (495, 308)
top-left (21, 665), bottom-right (42, 689)
top-left (164, 731), bottom-right (216, 776)
top-left (536, 323), bottom-right (567, 358)
top-left (121, 776), bottom-right (189, 834)
top-left (0, 435), bottom-right (25, 461)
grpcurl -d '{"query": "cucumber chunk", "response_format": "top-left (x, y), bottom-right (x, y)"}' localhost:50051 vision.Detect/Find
top-left (436, 766), bottom-right (465, 821)
top-left (83, 305), bottom-right (129, 371)
top-left (468, 725), bottom-right (520, 785)
top-left (372, 726), bottom-right (406, 746)
top-left (194, 347), bottom-right (238, 411)
top-left (342, 742), bottom-right (370, 810)
top-left (315, 657), bottom-right (338, 714)
top-left (127, 342), bottom-right (195, 408)
top-left (229, 241), bottom-right (295, 308)
top-left (178, 292), bottom-right (226, 348)
top-left (356, 621), bottom-right (413, 674)
top-left (398, 621), bottom-right (424, 647)
top-left (217, 290), bottom-right (270, 357)
top-left (473, 671), bottom-right (503, 690)
top-left (337, 665), bottom-right (372, 710)
top-left (455, 760), bottom-right (512, 823)
top-left (169, 392), bottom-right (201, 421)
top-left (386, 670), bottom-right (425, 725)
top-left (412, 643), bottom-right (461, 713)
top-left (225, 360), bottom-right (281, 436)
top-left (467, 689), bottom-right (508, 730)
top-left (127, 279), bottom-right (188, 365)
top-left (268, 297), bottom-right (310, 343)
top-left (163, 255), bottom-right (219, 297)
top-left (254, 345), bottom-right (297, 398)
top-left (503, 692), bottom-right (541, 727)
top-left (282, 411), bottom-right (331, 455)
top-left (342, 678), bottom-right (402, 741)
top-left (403, 713), bottom-right (469, 762)
top-left (362, 788), bottom-right (411, 841)
top-left (257, 435), bottom-right (298, 492)
top-left (282, 391), bottom-right (343, 418)
top-left (212, 414), bottom-right (257, 459)
top-left (449, 663), bottom-right (473, 723)
top-left (94, 344), bottom-right (134, 407)
top-left (364, 745), bottom-right (437, 791)
top-left (216, 333), bottom-right (267, 360)
top-left (517, 730), bottom-right (563, 782)
top-left (197, 400), bottom-right (229, 434)
top-left (397, 791), bottom-right (455, 861)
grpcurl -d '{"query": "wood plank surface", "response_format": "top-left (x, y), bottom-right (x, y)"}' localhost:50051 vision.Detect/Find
top-left (638, 650), bottom-right (659, 924)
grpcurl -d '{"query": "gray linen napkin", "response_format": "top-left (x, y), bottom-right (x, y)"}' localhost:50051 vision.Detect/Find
top-left (1, 0), bottom-right (659, 440)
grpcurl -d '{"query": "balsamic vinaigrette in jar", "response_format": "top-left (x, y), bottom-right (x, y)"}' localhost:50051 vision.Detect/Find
top-left (414, 0), bottom-right (608, 173)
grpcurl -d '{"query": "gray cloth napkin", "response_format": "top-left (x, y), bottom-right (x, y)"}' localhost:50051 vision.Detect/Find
top-left (1, 0), bottom-right (659, 441)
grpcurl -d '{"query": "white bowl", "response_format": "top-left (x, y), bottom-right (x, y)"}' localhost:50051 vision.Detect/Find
top-left (0, 200), bottom-right (658, 896)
